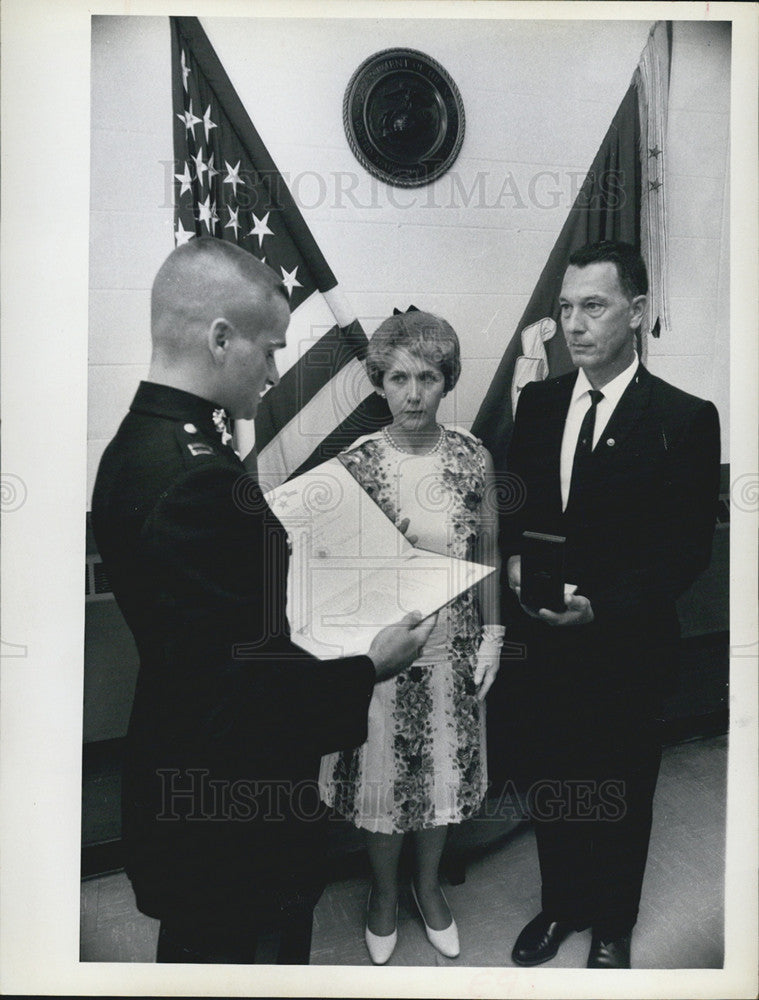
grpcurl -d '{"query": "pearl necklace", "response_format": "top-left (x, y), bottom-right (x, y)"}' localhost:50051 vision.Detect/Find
top-left (382, 423), bottom-right (445, 456)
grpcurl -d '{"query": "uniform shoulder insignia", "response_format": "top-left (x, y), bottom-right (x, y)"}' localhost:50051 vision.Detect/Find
top-left (187, 442), bottom-right (215, 457)
top-left (173, 421), bottom-right (228, 465)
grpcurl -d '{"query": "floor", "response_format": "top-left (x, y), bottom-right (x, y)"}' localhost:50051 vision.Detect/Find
top-left (80, 733), bottom-right (726, 968)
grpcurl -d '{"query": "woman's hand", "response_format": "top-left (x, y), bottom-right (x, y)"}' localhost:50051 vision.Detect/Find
top-left (473, 625), bottom-right (506, 701)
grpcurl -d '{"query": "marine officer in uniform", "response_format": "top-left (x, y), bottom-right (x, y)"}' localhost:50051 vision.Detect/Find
top-left (91, 237), bottom-right (434, 964)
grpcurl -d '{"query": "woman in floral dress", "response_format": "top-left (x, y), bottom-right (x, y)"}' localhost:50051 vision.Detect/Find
top-left (319, 311), bottom-right (503, 963)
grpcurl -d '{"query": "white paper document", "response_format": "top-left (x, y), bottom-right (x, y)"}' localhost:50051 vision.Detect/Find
top-left (264, 458), bottom-right (494, 659)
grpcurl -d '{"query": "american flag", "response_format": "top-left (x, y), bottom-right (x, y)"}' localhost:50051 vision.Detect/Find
top-left (171, 17), bottom-right (390, 487)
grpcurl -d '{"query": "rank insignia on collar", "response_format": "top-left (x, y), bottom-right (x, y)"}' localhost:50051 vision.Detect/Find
top-left (187, 442), bottom-right (215, 457)
top-left (212, 407), bottom-right (234, 447)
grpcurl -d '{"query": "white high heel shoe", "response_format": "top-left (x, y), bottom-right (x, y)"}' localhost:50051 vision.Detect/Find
top-left (364, 890), bottom-right (398, 965)
top-left (411, 881), bottom-right (460, 959)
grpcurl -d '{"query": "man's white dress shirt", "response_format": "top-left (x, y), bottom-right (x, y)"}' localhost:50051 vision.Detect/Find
top-left (559, 354), bottom-right (640, 511)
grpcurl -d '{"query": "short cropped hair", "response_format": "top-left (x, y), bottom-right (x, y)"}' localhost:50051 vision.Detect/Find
top-left (365, 311), bottom-right (461, 393)
top-left (568, 241), bottom-right (648, 300)
top-left (152, 236), bottom-right (288, 315)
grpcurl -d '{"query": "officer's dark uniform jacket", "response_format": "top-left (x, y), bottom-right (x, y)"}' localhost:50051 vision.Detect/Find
top-left (91, 381), bottom-right (375, 926)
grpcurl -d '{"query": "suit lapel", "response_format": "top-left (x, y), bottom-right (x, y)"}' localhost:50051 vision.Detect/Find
top-left (564, 365), bottom-right (651, 516)
top-left (545, 374), bottom-right (577, 512)
top-left (594, 363), bottom-right (652, 455)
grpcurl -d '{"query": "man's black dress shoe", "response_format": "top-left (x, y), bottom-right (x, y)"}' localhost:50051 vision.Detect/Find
top-left (587, 932), bottom-right (632, 968)
top-left (511, 912), bottom-right (576, 966)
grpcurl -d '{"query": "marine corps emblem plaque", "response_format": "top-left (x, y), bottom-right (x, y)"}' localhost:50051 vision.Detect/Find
top-left (343, 48), bottom-right (465, 188)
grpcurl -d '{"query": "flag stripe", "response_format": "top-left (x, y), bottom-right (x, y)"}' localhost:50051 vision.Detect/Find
top-left (232, 291), bottom-right (362, 467)
top-left (288, 393), bottom-right (393, 481)
top-left (255, 320), bottom-right (369, 454)
top-left (270, 289), bottom-right (341, 380)
top-left (257, 357), bottom-right (381, 488)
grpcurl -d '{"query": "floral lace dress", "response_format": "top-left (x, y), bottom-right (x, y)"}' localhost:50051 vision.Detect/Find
top-left (318, 426), bottom-right (488, 833)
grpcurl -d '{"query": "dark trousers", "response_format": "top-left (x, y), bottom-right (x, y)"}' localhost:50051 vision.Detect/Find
top-left (497, 646), bottom-right (664, 940)
top-left (156, 906), bottom-right (314, 964)
top-left (533, 718), bottom-right (662, 938)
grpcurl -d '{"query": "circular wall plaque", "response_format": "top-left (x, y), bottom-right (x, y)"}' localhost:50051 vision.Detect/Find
top-left (343, 48), bottom-right (465, 188)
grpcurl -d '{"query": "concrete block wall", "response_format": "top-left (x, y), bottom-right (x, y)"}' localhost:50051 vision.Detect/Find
top-left (88, 15), bottom-right (731, 504)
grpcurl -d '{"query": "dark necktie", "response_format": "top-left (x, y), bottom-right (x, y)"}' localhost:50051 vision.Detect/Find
top-left (569, 389), bottom-right (604, 500)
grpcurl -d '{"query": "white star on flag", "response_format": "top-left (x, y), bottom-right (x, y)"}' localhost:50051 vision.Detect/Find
top-left (280, 265), bottom-right (303, 297)
top-left (223, 160), bottom-right (244, 198)
top-left (225, 205), bottom-right (241, 239)
top-left (197, 193), bottom-right (214, 231)
top-left (180, 50), bottom-right (191, 91)
top-left (174, 161), bottom-right (193, 197)
top-left (168, 17), bottom-right (383, 497)
top-left (177, 100), bottom-right (201, 139)
top-left (175, 219), bottom-right (195, 246)
top-left (248, 211), bottom-right (273, 248)
top-left (202, 104), bottom-right (217, 143)
top-left (191, 148), bottom-right (208, 184)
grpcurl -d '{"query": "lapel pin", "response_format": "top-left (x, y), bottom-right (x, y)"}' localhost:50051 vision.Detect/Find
top-left (606, 438), bottom-right (615, 447)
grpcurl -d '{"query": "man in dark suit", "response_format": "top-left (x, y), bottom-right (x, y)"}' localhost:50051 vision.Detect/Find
top-left (501, 241), bottom-right (720, 969)
top-left (91, 237), bottom-right (433, 964)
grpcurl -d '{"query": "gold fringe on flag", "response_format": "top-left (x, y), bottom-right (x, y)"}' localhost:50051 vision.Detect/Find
top-left (634, 20), bottom-right (672, 355)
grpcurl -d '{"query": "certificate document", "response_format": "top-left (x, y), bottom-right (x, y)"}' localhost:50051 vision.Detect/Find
top-left (264, 458), bottom-right (494, 659)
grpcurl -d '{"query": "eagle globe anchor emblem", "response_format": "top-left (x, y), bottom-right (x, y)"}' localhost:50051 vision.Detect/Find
top-left (372, 84), bottom-right (443, 165)
top-left (343, 48), bottom-right (465, 187)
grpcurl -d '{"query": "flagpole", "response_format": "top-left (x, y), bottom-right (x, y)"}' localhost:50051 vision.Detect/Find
top-left (322, 286), bottom-right (357, 331)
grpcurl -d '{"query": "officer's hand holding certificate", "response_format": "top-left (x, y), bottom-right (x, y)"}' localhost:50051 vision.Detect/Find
top-left (265, 459), bottom-right (493, 660)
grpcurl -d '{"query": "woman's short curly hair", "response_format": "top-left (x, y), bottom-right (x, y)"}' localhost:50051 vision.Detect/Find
top-left (365, 311), bottom-right (461, 393)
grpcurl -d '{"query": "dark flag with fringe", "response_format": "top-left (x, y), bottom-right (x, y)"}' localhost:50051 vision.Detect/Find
top-left (472, 22), bottom-right (671, 472)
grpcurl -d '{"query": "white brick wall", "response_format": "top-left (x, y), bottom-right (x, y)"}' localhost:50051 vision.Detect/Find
top-left (88, 15), bottom-right (730, 503)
